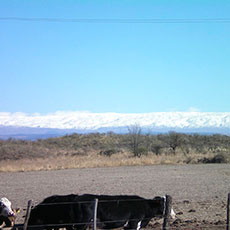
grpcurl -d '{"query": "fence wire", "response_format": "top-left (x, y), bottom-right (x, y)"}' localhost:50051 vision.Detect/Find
top-left (29, 198), bottom-right (155, 207)
top-left (9, 223), bottom-right (229, 230)
top-left (1, 195), bottom-right (229, 230)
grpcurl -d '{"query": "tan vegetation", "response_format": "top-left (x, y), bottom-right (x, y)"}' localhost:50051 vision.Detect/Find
top-left (0, 132), bottom-right (229, 172)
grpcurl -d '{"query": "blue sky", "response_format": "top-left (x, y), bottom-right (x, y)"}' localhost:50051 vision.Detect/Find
top-left (1, 0), bottom-right (230, 114)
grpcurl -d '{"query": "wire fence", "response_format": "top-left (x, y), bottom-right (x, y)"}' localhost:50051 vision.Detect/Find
top-left (24, 198), bottom-right (156, 207)
top-left (9, 223), bottom-right (229, 230)
top-left (1, 193), bottom-right (229, 230)
top-left (20, 223), bottom-right (229, 230)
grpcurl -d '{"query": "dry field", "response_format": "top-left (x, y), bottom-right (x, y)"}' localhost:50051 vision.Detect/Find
top-left (0, 151), bottom-right (223, 172)
top-left (0, 164), bottom-right (230, 229)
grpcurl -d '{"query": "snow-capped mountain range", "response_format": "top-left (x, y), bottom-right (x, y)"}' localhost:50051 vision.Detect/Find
top-left (0, 111), bottom-right (230, 139)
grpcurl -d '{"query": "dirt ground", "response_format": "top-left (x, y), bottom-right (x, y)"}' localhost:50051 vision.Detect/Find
top-left (1, 164), bottom-right (230, 229)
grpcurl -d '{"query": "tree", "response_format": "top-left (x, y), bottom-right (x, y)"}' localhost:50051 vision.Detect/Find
top-left (167, 131), bottom-right (183, 154)
top-left (151, 141), bottom-right (164, 155)
top-left (127, 124), bottom-right (146, 157)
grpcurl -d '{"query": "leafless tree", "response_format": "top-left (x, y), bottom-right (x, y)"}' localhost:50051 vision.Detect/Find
top-left (127, 124), bottom-right (145, 157)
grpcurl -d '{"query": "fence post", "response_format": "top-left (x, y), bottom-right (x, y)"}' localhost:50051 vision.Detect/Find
top-left (93, 199), bottom-right (98, 230)
top-left (23, 200), bottom-right (32, 230)
top-left (162, 195), bottom-right (172, 230)
top-left (227, 193), bottom-right (230, 230)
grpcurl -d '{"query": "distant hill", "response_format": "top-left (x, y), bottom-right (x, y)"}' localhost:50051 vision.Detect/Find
top-left (0, 112), bottom-right (230, 139)
top-left (0, 126), bottom-right (77, 140)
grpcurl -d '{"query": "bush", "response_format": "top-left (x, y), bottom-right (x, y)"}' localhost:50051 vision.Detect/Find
top-left (1, 132), bottom-right (230, 163)
top-left (198, 154), bottom-right (228, 164)
top-left (151, 142), bottom-right (164, 155)
top-left (132, 147), bottom-right (148, 157)
top-left (99, 149), bottom-right (117, 157)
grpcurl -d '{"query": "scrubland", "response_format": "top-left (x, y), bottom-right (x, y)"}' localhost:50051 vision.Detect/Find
top-left (0, 132), bottom-right (229, 172)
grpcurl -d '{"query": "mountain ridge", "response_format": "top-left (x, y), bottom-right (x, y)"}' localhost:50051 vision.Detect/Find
top-left (0, 112), bottom-right (230, 139)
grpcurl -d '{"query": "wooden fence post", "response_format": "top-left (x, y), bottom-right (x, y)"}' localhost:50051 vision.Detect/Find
top-left (93, 199), bottom-right (98, 230)
top-left (227, 193), bottom-right (230, 230)
top-left (162, 195), bottom-right (172, 230)
top-left (23, 200), bottom-right (32, 230)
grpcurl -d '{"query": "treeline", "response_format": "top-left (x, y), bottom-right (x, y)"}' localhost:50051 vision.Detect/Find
top-left (0, 129), bottom-right (230, 162)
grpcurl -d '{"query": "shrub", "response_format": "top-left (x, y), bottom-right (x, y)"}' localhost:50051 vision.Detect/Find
top-left (99, 149), bottom-right (117, 157)
top-left (134, 147), bottom-right (148, 157)
top-left (151, 142), bottom-right (164, 155)
top-left (198, 154), bottom-right (228, 164)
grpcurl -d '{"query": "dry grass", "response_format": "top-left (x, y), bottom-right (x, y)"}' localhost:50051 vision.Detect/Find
top-left (0, 151), bottom-right (219, 172)
top-left (0, 133), bottom-right (229, 172)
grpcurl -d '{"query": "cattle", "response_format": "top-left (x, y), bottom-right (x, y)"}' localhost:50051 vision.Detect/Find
top-left (0, 197), bottom-right (20, 227)
top-left (85, 194), bottom-right (175, 230)
top-left (28, 194), bottom-right (175, 230)
top-left (28, 194), bottom-right (94, 230)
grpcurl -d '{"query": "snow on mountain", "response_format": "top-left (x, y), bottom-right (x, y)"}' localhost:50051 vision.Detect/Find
top-left (0, 111), bottom-right (230, 132)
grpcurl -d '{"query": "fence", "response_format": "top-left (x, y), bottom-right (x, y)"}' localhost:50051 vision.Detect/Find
top-left (1, 193), bottom-right (230, 230)
top-left (227, 193), bottom-right (230, 230)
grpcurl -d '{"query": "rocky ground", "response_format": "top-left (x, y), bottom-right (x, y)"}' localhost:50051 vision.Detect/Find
top-left (1, 164), bottom-right (230, 229)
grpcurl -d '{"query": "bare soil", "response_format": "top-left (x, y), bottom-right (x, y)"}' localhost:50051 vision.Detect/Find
top-left (1, 164), bottom-right (230, 229)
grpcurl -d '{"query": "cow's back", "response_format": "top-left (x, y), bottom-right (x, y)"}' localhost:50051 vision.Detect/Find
top-left (28, 194), bottom-right (94, 230)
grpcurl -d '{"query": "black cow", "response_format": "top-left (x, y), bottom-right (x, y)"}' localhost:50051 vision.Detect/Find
top-left (28, 194), bottom-right (175, 230)
top-left (28, 194), bottom-right (94, 230)
top-left (85, 194), bottom-right (174, 230)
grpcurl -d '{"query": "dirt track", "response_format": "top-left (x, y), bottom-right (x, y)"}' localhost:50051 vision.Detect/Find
top-left (1, 164), bottom-right (230, 229)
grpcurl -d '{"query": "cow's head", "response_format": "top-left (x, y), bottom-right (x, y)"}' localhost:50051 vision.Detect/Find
top-left (153, 196), bottom-right (176, 219)
top-left (0, 198), bottom-right (20, 227)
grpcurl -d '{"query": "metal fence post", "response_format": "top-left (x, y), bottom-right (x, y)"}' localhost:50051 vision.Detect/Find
top-left (227, 193), bottom-right (230, 230)
top-left (93, 199), bottom-right (98, 230)
top-left (23, 200), bottom-right (32, 230)
top-left (162, 195), bottom-right (172, 230)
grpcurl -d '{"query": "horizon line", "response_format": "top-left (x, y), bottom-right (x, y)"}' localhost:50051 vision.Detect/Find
top-left (1, 111), bottom-right (230, 116)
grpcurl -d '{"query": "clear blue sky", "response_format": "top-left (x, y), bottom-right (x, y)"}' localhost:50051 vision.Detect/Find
top-left (1, 0), bottom-right (230, 114)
